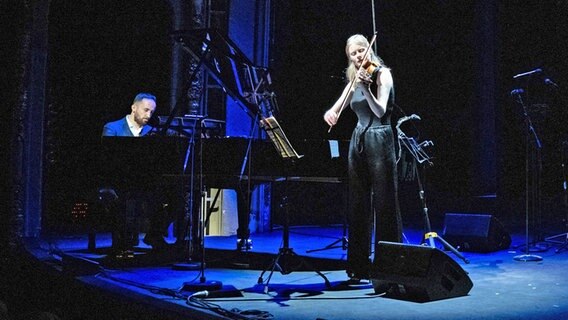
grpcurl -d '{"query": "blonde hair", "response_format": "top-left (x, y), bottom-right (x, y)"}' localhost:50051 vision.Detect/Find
top-left (344, 34), bottom-right (385, 83)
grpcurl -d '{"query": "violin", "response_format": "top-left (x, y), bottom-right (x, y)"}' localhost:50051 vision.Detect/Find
top-left (362, 60), bottom-right (381, 75)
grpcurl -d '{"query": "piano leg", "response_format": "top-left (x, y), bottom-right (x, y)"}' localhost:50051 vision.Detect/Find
top-left (236, 186), bottom-right (252, 251)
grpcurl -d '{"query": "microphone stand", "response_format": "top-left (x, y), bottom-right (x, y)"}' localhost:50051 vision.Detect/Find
top-left (397, 115), bottom-right (469, 264)
top-left (170, 116), bottom-right (222, 292)
top-left (511, 89), bottom-right (544, 262)
top-left (172, 116), bottom-right (203, 270)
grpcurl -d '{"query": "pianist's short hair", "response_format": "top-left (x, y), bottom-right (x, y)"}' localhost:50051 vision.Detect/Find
top-left (133, 93), bottom-right (157, 104)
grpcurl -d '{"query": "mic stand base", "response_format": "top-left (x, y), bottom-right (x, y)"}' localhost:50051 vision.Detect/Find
top-left (513, 254), bottom-right (543, 262)
top-left (423, 232), bottom-right (470, 264)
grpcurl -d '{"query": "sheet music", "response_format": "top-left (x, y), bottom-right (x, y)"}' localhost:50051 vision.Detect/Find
top-left (260, 116), bottom-right (303, 159)
top-left (328, 140), bottom-right (340, 158)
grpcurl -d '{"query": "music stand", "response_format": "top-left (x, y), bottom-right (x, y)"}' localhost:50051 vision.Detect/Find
top-left (256, 116), bottom-right (331, 293)
top-left (396, 115), bottom-right (470, 264)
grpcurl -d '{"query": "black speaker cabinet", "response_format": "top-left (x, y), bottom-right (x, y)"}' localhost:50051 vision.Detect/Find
top-left (371, 241), bottom-right (473, 302)
top-left (442, 213), bottom-right (511, 252)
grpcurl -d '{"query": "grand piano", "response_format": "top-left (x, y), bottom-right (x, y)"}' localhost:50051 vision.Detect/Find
top-left (100, 135), bottom-right (349, 253)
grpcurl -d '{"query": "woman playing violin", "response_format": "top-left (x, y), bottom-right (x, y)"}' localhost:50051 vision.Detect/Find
top-left (324, 34), bottom-right (402, 282)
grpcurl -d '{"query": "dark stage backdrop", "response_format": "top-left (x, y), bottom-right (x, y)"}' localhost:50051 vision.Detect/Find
top-left (42, 1), bottom-right (568, 231)
top-left (497, 1), bottom-right (568, 228)
top-left (45, 0), bottom-right (172, 231)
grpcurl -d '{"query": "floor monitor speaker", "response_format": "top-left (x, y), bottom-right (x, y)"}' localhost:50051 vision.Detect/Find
top-left (443, 213), bottom-right (511, 252)
top-left (371, 241), bottom-right (473, 302)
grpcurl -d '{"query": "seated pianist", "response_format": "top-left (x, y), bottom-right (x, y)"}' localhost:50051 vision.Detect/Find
top-left (100, 92), bottom-right (253, 257)
top-left (101, 92), bottom-right (182, 257)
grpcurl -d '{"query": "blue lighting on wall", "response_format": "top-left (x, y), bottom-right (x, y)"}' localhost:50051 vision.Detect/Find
top-left (226, 1), bottom-right (260, 137)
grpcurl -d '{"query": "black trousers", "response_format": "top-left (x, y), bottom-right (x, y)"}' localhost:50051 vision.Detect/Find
top-left (347, 124), bottom-right (402, 276)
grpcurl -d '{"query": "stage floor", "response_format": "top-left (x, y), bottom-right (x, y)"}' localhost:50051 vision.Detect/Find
top-left (17, 226), bottom-right (568, 320)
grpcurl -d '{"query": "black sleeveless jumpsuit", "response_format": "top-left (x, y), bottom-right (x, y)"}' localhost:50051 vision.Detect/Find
top-left (346, 82), bottom-right (402, 278)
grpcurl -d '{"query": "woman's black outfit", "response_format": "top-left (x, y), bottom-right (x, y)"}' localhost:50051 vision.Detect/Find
top-left (346, 80), bottom-right (402, 279)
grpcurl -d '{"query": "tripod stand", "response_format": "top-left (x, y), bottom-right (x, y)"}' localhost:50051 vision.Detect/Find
top-left (306, 184), bottom-right (349, 253)
top-left (258, 193), bottom-right (331, 293)
top-left (306, 223), bottom-right (348, 253)
top-left (397, 115), bottom-right (469, 264)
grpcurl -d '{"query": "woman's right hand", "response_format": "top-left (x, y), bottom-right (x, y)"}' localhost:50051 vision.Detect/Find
top-left (324, 109), bottom-right (338, 126)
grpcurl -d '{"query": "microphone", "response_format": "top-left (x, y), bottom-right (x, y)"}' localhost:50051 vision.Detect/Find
top-left (510, 88), bottom-right (524, 96)
top-left (513, 68), bottom-right (542, 79)
top-left (407, 114), bottom-right (421, 121)
top-left (189, 289), bottom-right (242, 299)
top-left (544, 78), bottom-right (559, 88)
top-left (190, 290), bottom-right (210, 298)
